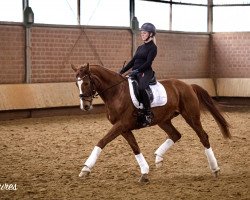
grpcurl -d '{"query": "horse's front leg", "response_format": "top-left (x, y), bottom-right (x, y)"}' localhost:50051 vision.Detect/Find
top-left (79, 123), bottom-right (122, 178)
top-left (121, 131), bottom-right (149, 183)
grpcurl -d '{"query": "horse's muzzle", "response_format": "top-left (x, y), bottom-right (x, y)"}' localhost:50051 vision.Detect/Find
top-left (84, 105), bottom-right (91, 111)
top-left (80, 103), bottom-right (93, 111)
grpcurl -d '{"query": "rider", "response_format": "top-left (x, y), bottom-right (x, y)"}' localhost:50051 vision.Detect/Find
top-left (119, 22), bottom-right (157, 126)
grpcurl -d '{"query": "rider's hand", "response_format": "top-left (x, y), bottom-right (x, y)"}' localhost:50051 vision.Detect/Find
top-left (130, 69), bottom-right (139, 77)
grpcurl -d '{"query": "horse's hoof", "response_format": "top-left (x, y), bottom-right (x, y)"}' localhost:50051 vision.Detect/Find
top-left (79, 170), bottom-right (90, 178)
top-left (155, 161), bottom-right (163, 168)
top-left (213, 168), bottom-right (220, 178)
top-left (138, 174), bottom-right (150, 183)
top-left (155, 155), bottom-right (163, 168)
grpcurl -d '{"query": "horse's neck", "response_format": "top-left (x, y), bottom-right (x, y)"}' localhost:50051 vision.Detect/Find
top-left (91, 66), bottom-right (124, 100)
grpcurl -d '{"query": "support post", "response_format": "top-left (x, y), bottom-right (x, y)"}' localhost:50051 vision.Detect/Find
top-left (25, 28), bottom-right (32, 83)
top-left (131, 17), bottom-right (139, 55)
top-left (77, 0), bottom-right (80, 25)
top-left (130, 0), bottom-right (139, 55)
top-left (169, 0), bottom-right (172, 30)
top-left (23, 0), bottom-right (34, 83)
top-left (207, 0), bottom-right (213, 33)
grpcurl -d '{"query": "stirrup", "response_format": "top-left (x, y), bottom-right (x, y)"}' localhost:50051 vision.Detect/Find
top-left (142, 112), bottom-right (153, 127)
top-left (145, 115), bottom-right (152, 124)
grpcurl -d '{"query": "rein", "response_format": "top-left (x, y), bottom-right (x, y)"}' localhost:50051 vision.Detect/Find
top-left (78, 73), bottom-right (127, 100)
top-left (94, 77), bottom-right (127, 98)
top-left (91, 62), bottom-right (127, 97)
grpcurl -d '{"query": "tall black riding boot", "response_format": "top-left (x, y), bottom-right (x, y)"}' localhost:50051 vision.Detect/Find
top-left (140, 89), bottom-right (153, 126)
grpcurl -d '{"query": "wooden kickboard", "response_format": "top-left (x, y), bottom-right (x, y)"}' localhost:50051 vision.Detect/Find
top-left (0, 82), bottom-right (103, 111)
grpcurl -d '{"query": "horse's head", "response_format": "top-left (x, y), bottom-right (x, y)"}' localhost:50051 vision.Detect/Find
top-left (71, 63), bottom-right (96, 111)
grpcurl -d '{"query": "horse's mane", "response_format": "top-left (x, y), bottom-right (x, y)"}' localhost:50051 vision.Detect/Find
top-left (89, 64), bottom-right (127, 80)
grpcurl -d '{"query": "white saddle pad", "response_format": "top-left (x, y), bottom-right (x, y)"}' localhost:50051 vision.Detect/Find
top-left (128, 78), bottom-right (167, 109)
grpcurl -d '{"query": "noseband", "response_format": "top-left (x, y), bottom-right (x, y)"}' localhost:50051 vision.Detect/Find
top-left (77, 74), bottom-right (97, 102)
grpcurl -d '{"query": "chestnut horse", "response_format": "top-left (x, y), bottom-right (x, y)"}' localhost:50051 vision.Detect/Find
top-left (72, 63), bottom-right (231, 183)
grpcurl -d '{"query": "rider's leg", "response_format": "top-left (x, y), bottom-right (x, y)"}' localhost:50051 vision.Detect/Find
top-left (139, 89), bottom-right (152, 124)
top-left (138, 71), bottom-right (154, 126)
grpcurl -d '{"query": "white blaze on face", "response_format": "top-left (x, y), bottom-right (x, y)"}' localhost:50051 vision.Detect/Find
top-left (77, 78), bottom-right (84, 110)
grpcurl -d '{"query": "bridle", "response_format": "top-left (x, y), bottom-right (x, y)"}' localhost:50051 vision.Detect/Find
top-left (77, 74), bottom-right (97, 103)
top-left (77, 73), bottom-right (127, 102)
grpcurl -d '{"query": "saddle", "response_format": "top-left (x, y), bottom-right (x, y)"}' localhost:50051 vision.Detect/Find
top-left (128, 77), bottom-right (167, 110)
top-left (128, 75), bottom-right (167, 127)
top-left (131, 75), bottom-right (157, 105)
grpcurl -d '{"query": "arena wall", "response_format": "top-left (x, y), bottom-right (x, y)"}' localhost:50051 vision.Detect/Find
top-left (211, 32), bottom-right (250, 96)
top-left (211, 32), bottom-right (250, 78)
top-left (0, 24), bottom-right (25, 83)
top-left (154, 32), bottom-right (210, 79)
top-left (0, 82), bottom-right (104, 111)
top-left (30, 26), bottom-right (132, 83)
top-left (1, 24), bottom-right (249, 83)
top-left (0, 23), bottom-right (249, 114)
top-left (0, 24), bottom-right (211, 84)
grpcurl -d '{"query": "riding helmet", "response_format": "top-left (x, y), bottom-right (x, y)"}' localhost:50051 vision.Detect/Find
top-left (140, 23), bottom-right (156, 36)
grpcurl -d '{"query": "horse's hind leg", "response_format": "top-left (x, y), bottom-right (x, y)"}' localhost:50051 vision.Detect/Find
top-left (121, 131), bottom-right (149, 183)
top-left (182, 112), bottom-right (220, 177)
top-left (155, 120), bottom-right (182, 167)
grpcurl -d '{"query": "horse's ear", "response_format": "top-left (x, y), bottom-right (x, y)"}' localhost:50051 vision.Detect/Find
top-left (71, 64), bottom-right (78, 72)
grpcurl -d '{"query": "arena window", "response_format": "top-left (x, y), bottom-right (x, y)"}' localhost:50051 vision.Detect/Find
top-left (213, 0), bottom-right (250, 32)
top-left (81, 0), bottom-right (130, 27)
top-left (135, 0), bottom-right (170, 30)
top-left (29, 0), bottom-right (78, 25)
top-left (0, 0), bottom-right (250, 33)
top-left (172, 5), bottom-right (207, 32)
top-left (0, 0), bottom-right (22, 22)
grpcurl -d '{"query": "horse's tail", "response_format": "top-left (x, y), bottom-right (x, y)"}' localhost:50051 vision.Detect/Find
top-left (191, 84), bottom-right (231, 139)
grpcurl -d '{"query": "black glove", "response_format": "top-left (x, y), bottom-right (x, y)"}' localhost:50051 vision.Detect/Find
top-left (130, 69), bottom-right (139, 77)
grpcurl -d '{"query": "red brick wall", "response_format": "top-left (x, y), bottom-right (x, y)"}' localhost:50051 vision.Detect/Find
top-left (2, 24), bottom-right (249, 84)
top-left (211, 32), bottom-right (250, 78)
top-left (31, 27), bottom-right (132, 83)
top-left (0, 24), bottom-right (211, 84)
top-left (0, 24), bottom-right (25, 83)
top-left (154, 33), bottom-right (210, 79)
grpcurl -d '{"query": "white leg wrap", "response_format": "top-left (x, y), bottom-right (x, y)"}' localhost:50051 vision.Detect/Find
top-left (135, 153), bottom-right (149, 174)
top-left (154, 139), bottom-right (174, 163)
top-left (84, 146), bottom-right (102, 169)
top-left (205, 147), bottom-right (220, 172)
